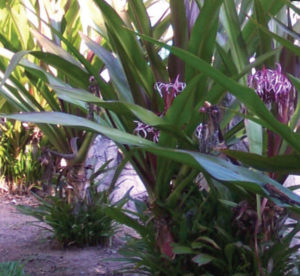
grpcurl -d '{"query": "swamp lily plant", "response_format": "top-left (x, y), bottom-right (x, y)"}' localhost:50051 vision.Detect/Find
top-left (1, 0), bottom-right (300, 274)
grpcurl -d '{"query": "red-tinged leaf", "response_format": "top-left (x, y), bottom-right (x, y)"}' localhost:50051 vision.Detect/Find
top-left (168, 0), bottom-right (189, 80)
top-left (156, 223), bottom-right (175, 259)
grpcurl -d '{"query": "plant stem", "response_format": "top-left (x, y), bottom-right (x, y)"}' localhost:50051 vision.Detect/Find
top-left (254, 196), bottom-right (268, 276)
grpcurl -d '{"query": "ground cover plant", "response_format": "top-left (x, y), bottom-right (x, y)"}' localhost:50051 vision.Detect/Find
top-left (0, 0), bottom-right (300, 274)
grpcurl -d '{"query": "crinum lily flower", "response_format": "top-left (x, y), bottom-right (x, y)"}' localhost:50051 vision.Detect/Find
top-left (134, 76), bottom-right (186, 143)
top-left (248, 63), bottom-right (297, 123)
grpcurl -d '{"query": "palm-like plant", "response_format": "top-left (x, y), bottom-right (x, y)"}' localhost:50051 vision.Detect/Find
top-left (1, 0), bottom-right (300, 274)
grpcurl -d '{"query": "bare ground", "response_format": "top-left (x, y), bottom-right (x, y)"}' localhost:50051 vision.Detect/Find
top-left (0, 191), bottom-right (130, 276)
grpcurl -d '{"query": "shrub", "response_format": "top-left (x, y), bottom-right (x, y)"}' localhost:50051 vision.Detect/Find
top-left (17, 185), bottom-right (117, 247)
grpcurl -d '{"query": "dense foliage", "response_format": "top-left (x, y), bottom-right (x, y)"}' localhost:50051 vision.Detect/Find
top-left (0, 0), bottom-right (300, 274)
top-left (0, 120), bottom-right (43, 193)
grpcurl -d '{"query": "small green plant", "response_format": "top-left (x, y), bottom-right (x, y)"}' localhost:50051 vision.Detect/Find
top-left (0, 120), bottom-right (43, 194)
top-left (0, 261), bottom-right (28, 276)
top-left (17, 184), bottom-right (117, 247)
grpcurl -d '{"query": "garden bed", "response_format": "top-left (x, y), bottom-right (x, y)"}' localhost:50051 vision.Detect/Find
top-left (0, 190), bottom-right (127, 276)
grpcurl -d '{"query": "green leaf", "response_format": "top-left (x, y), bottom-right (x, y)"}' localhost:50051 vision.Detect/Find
top-left (192, 253), bottom-right (214, 266)
top-left (197, 236), bottom-right (221, 250)
top-left (253, 0), bottom-right (274, 65)
top-left (224, 150), bottom-right (300, 174)
top-left (0, 48), bottom-right (77, 89)
top-left (128, 0), bottom-right (168, 80)
top-left (93, 0), bottom-right (154, 102)
top-left (153, 14), bottom-right (171, 40)
top-left (225, 243), bottom-right (235, 268)
top-left (221, 0), bottom-right (248, 72)
top-left (4, 110), bottom-right (300, 208)
top-left (51, 85), bottom-right (191, 143)
top-left (30, 28), bottom-right (85, 70)
top-left (0, 86), bottom-right (29, 111)
top-left (23, 8), bottom-right (114, 100)
top-left (250, 17), bottom-right (300, 57)
top-left (244, 120), bottom-right (263, 155)
top-left (144, 147), bottom-right (300, 208)
top-left (219, 199), bottom-right (238, 208)
top-left (172, 245), bottom-right (194, 254)
top-left (52, 85), bottom-right (163, 123)
top-left (128, 0), bottom-right (151, 36)
top-left (215, 43), bottom-right (238, 76)
top-left (242, 0), bottom-right (286, 52)
top-left (104, 207), bottom-right (147, 237)
top-left (80, 34), bottom-right (133, 102)
top-left (2, 112), bottom-right (154, 147)
top-left (186, 0), bottom-right (221, 81)
top-left (30, 51), bottom-right (90, 88)
top-left (0, 50), bottom-right (30, 88)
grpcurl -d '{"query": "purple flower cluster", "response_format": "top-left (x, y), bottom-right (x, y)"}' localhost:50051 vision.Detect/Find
top-left (155, 75), bottom-right (186, 97)
top-left (155, 75), bottom-right (186, 113)
top-left (134, 120), bottom-right (160, 143)
top-left (247, 64), bottom-right (296, 121)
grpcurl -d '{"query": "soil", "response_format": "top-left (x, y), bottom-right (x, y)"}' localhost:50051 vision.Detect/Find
top-left (0, 190), bottom-right (133, 276)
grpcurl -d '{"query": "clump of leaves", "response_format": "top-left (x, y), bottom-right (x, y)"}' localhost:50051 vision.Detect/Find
top-left (111, 180), bottom-right (300, 276)
top-left (0, 261), bottom-right (28, 276)
top-left (17, 185), bottom-right (117, 247)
